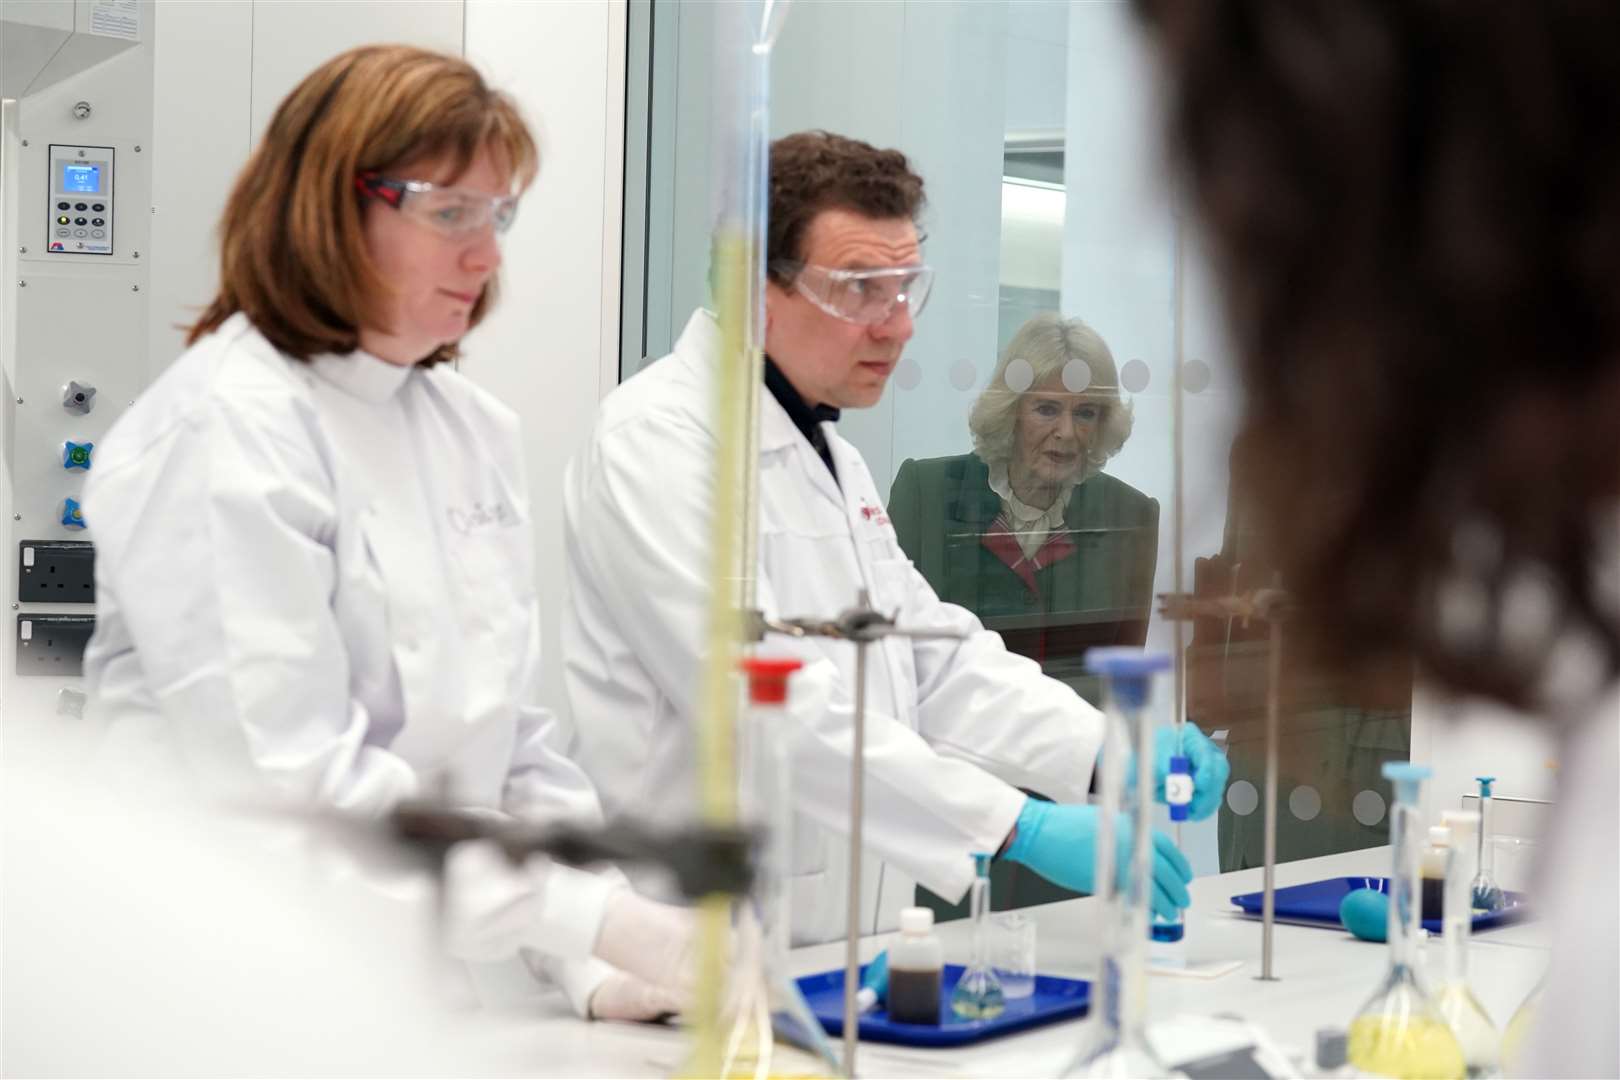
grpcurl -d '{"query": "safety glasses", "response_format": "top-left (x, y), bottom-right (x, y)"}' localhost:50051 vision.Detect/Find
top-left (772, 260), bottom-right (935, 325)
top-left (355, 172), bottom-right (520, 238)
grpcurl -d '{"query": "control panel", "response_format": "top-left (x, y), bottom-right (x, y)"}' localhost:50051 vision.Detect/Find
top-left (46, 144), bottom-right (115, 255)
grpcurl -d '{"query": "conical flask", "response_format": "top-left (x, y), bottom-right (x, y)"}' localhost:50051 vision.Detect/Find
top-left (1435, 810), bottom-right (1499, 1077)
top-left (1469, 778), bottom-right (1505, 913)
top-left (1064, 649), bottom-right (1181, 1079)
top-left (1346, 762), bottom-right (1466, 1080)
top-left (706, 657), bottom-right (842, 1080)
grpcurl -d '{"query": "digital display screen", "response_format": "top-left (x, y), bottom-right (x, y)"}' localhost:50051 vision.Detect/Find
top-left (61, 163), bottom-right (101, 194)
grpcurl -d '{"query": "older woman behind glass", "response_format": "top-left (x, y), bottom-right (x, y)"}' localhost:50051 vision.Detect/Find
top-left (889, 312), bottom-right (1158, 699)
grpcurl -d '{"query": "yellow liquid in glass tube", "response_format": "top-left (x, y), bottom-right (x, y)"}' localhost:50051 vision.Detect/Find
top-left (1347, 1015), bottom-right (1466, 1080)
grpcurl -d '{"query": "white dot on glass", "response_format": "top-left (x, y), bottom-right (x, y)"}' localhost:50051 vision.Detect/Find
top-left (1289, 785), bottom-right (1322, 822)
top-left (1121, 358), bottom-right (1151, 394)
top-left (951, 358), bottom-right (979, 392)
top-left (1061, 359), bottom-right (1093, 394)
top-left (894, 357), bottom-right (922, 391)
top-left (1352, 789), bottom-right (1387, 827)
top-left (1003, 358), bottom-right (1033, 393)
top-left (1181, 358), bottom-right (1212, 394)
top-left (1226, 779), bottom-right (1259, 817)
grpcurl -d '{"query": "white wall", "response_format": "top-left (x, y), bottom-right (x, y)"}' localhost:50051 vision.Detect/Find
top-left (460, 0), bottom-right (626, 727)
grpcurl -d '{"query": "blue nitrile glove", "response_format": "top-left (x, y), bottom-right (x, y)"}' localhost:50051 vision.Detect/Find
top-left (1001, 799), bottom-right (1192, 923)
top-left (857, 950), bottom-right (888, 1010)
top-left (1153, 723), bottom-right (1230, 822)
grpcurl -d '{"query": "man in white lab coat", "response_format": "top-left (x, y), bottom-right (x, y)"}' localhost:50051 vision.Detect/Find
top-left (564, 132), bottom-right (1224, 943)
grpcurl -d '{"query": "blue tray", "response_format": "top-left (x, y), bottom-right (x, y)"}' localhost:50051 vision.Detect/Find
top-left (1230, 876), bottom-right (1530, 934)
top-left (795, 963), bottom-right (1089, 1047)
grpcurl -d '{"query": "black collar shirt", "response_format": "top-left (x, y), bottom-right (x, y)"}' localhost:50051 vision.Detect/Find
top-left (763, 356), bottom-right (841, 488)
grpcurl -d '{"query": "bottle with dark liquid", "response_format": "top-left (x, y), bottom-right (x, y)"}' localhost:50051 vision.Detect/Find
top-left (1420, 825), bottom-right (1449, 924)
top-left (887, 906), bottom-right (943, 1025)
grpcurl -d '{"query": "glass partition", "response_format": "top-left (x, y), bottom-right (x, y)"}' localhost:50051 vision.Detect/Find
top-left (624, 0), bottom-right (1410, 912)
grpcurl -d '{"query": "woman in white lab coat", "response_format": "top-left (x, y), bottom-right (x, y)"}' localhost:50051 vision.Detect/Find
top-left (82, 45), bottom-right (687, 1022)
top-left (1139, 3), bottom-right (1620, 1075)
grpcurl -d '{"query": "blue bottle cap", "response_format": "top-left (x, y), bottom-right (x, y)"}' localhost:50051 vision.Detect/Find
top-left (1084, 648), bottom-right (1172, 708)
top-left (1382, 761), bottom-right (1431, 803)
top-left (970, 852), bottom-right (993, 875)
top-left (1475, 776), bottom-right (1496, 797)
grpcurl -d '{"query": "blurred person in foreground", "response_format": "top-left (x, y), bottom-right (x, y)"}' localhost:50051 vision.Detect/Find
top-left (1138, 2), bottom-right (1620, 1075)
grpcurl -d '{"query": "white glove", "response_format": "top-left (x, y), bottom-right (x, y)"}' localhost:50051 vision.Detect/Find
top-left (590, 886), bottom-right (698, 995)
top-left (442, 839), bottom-right (621, 963)
top-left (587, 971), bottom-right (687, 1022)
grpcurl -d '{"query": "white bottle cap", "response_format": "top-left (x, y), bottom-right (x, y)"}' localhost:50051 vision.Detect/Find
top-left (899, 907), bottom-right (935, 935)
top-left (1429, 825), bottom-right (1451, 847)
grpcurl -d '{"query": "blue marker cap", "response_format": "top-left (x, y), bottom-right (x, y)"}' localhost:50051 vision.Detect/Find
top-left (1084, 648), bottom-right (1172, 708)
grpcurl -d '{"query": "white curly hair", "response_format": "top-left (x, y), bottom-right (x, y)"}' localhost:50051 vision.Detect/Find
top-left (968, 312), bottom-right (1134, 480)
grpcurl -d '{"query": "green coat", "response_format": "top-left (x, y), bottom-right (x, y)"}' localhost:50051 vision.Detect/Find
top-left (888, 453), bottom-right (1160, 700)
top-left (888, 452), bottom-right (1160, 918)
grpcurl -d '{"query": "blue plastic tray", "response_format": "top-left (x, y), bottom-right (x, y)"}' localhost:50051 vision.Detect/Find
top-left (795, 963), bottom-right (1089, 1047)
top-left (1230, 876), bottom-right (1529, 934)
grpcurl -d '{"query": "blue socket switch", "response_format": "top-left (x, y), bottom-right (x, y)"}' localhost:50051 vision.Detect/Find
top-left (63, 441), bottom-right (94, 470)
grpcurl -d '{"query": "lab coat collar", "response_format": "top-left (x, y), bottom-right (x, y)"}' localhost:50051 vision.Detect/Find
top-left (679, 309), bottom-right (844, 507)
top-left (309, 348), bottom-right (415, 403)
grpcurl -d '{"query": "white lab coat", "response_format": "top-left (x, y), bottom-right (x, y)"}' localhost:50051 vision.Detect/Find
top-left (564, 309), bottom-right (1105, 943)
top-left (83, 313), bottom-right (618, 1012)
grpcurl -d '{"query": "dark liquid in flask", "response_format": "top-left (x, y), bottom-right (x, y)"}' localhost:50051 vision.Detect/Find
top-left (1421, 874), bottom-right (1445, 922)
top-left (887, 967), bottom-right (942, 1025)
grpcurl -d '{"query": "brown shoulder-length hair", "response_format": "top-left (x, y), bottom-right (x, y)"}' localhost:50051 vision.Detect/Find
top-left (1138, 0), bottom-right (1620, 714)
top-left (188, 44), bottom-right (538, 366)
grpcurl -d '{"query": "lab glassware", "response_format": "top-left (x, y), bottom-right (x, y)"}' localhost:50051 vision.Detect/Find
top-left (991, 912), bottom-right (1037, 1000)
top-left (715, 657), bottom-right (842, 1079)
top-left (1470, 777), bottom-right (1505, 913)
top-left (1065, 648), bottom-right (1180, 1079)
top-left (950, 853), bottom-right (1007, 1020)
top-left (1435, 810), bottom-right (1499, 1078)
top-left (1346, 762), bottom-right (1466, 1080)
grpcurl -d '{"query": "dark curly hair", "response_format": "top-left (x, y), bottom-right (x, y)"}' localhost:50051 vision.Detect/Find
top-left (1138, 0), bottom-right (1620, 713)
top-left (768, 131), bottom-right (926, 283)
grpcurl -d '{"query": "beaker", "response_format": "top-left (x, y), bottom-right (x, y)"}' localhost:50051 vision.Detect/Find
top-left (714, 657), bottom-right (842, 1080)
top-left (1470, 778), bottom-right (1505, 913)
top-left (950, 853), bottom-right (1006, 1020)
top-left (1435, 810), bottom-right (1499, 1077)
top-left (1064, 648), bottom-right (1180, 1080)
top-left (1346, 762), bottom-right (1466, 1080)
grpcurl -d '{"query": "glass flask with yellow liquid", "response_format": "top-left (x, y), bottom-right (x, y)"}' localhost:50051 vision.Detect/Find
top-left (677, 658), bottom-right (843, 1080)
top-left (1435, 810), bottom-right (1499, 1077)
top-left (1346, 762), bottom-right (1467, 1080)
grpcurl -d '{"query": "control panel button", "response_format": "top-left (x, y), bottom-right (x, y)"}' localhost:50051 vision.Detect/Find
top-left (74, 202), bottom-right (88, 211)
top-left (73, 229), bottom-right (87, 238)
top-left (57, 200), bottom-right (70, 210)
top-left (57, 215), bottom-right (70, 225)
top-left (62, 381), bottom-right (97, 415)
top-left (90, 228), bottom-right (105, 239)
top-left (73, 216), bottom-right (87, 226)
top-left (63, 441), bottom-right (94, 470)
top-left (90, 217), bottom-right (105, 226)
top-left (61, 498), bottom-right (86, 529)
top-left (92, 202), bottom-right (105, 212)
top-left (55, 228), bottom-right (70, 238)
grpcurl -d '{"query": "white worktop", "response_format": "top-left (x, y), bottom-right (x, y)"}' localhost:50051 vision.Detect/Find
top-left (459, 846), bottom-right (1545, 1079)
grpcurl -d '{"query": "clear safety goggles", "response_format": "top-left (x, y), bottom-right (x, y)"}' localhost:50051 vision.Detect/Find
top-left (772, 260), bottom-right (935, 325)
top-left (355, 172), bottom-right (520, 238)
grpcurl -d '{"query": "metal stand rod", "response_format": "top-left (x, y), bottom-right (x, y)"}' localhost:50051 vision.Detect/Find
top-left (842, 626), bottom-right (868, 1077)
top-left (1258, 615), bottom-right (1282, 981)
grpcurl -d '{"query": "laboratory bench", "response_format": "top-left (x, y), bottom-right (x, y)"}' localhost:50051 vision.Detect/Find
top-left (437, 845), bottom-right (1546, 1078)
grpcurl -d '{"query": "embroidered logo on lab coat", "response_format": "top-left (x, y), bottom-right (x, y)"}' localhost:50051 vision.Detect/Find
top-left (859, 500), bottom-right (890, 528)
top-left (447, 500), bottom-right (519, 534)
